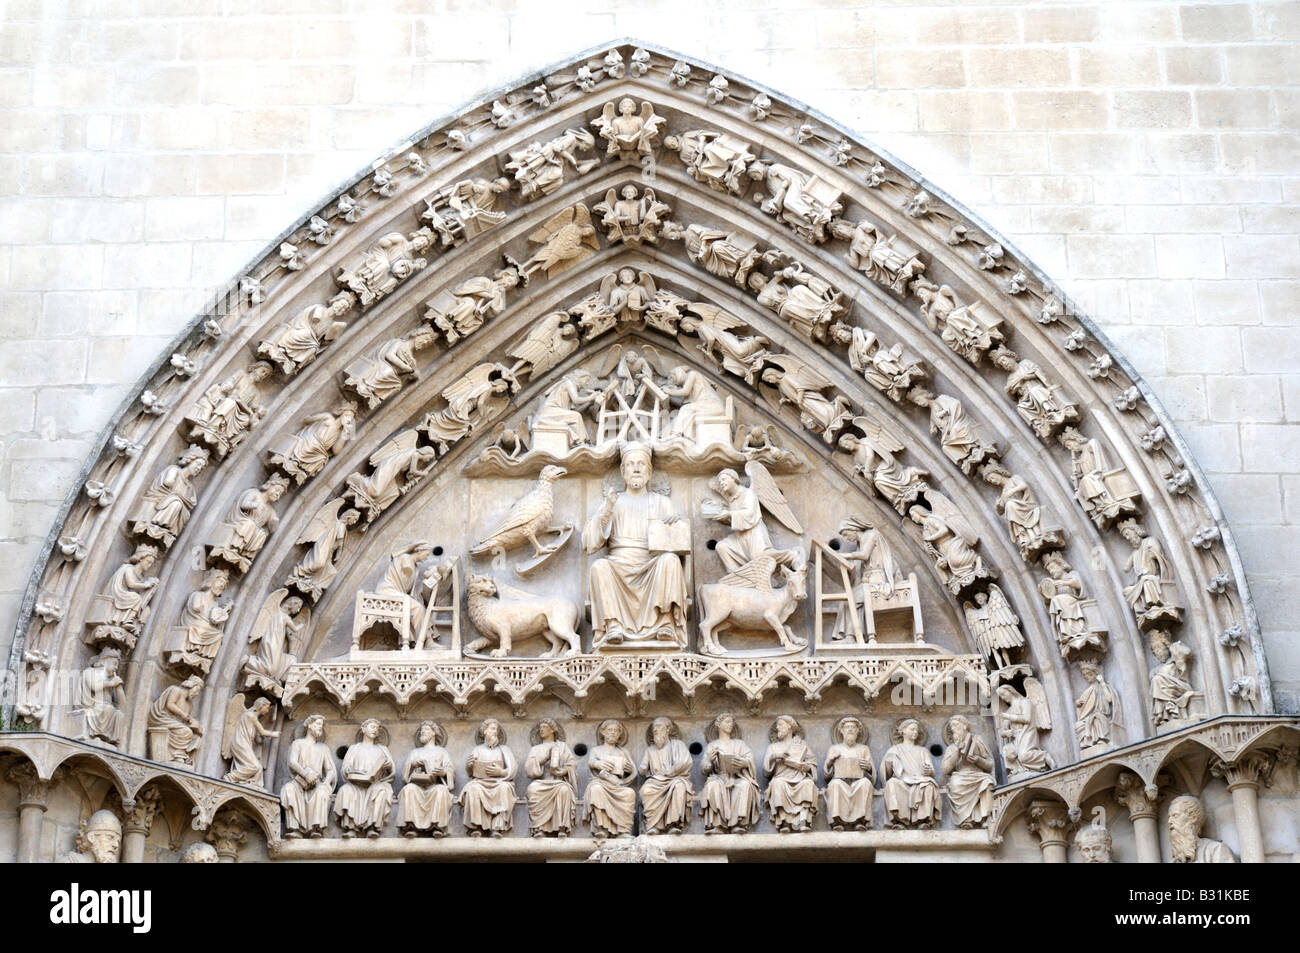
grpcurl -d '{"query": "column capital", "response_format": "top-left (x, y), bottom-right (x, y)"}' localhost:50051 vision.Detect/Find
top-left (6, 760), bottom-right (51, 811)
top-left (1211, 750), bottom-right (1275, 792)
top-left (1114, 770), bottom-right (1162, 821)
top-left (124, 784), bottom-right (163, 836)
top-left (1026, 799), bottom-right (1073, 850)
top-left (205, 811), bottom-right (248, 862)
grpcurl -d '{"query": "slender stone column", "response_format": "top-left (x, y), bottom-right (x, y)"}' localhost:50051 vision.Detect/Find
top-left (1211, 751), bottom-right (1275, 864)
top-left (8, 761), bottom-right (52, 864)
top-left (121, 785), bottom-right (162, 864)
top-left (1027, 800), bottom-right (1072, 863)
top-left (1115, 771), bottom-right (1162, 864)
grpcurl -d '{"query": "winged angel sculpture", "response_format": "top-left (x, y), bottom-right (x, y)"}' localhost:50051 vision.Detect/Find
top-left (761, 354), bottom-right (854, 445)
top-left (697, 462), bottom-right (809, 655)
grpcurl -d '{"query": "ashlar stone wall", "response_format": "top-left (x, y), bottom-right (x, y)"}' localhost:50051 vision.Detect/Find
top-left (1, 0), bottom-right (1297, 708)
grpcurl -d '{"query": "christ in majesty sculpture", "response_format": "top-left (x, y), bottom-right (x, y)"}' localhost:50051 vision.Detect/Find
top-left (582, 443), bottom-right (688, 648)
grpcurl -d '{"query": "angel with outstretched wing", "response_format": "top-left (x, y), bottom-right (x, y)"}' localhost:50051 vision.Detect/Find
top-left (965, 584), bottom-right (1024, 669)
top-left (420, 363), bottom-right (517, 451)
top-left (287, 498), bottom-right (359, 599)
top-left (995, 678), bottom-right (1055, 775)
top-left (702, 461), bottom-right (805, 578)
top-left (243, 587), bottom-right (308, 695)
top-left (761, 354), bottom-right (854, 443)
top-left (522, 204), bottom-right (599, 279)
top-left (600, 268), bottom-right (657, 323)
top-left (345, 429), bottom-right (437, 517)
top-left (222, 693), bottom-right (278, 788)
top-left (679, 303), bottom-right (771, 384)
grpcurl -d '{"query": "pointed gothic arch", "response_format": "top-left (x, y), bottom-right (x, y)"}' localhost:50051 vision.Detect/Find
top-left (5, 41), bottom-right (1289, 862)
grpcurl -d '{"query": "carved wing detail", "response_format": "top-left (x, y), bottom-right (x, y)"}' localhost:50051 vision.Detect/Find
top-left (220, 694), bottom-right (245, 762)
top-left (366, 428), bottom-right (419, 469)
top-left (1024, 677), bottom-right (1052, 731)
top-left (850, 415), bottom-right (905, 455)
top-left (248, 589), bottom-right (288, 648)
top-left (295, 497), bottom-right (347, 546)
top-left (744, 460), bottom-right (803, 534)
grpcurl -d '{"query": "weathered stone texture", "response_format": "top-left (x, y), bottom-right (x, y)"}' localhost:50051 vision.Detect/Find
top-left (0, 0), bottom-right (1297, 709)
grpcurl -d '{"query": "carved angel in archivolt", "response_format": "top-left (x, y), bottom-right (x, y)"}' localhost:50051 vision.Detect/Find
top-left (506, 311), bottom-right (579, 381)
top-left (256, 293), bottom-right (353, 376)
top-left (593, 185), bottom-right (670, 246)
top-left (837, 417), bottom-right (929, 514)
top-left (590, 98), bottom-right (665, 157)
top-left (601, 268), bottom-right (657, 326)
top-left (186, 362), bottom-right (272, 458)
top-left (344, 430), bottom-right (437, 521)
top-left (921, 392), bottom-right (998, 475)
top-left (678, 303), bottom-right (770, 386)
top-left (267, 402), bottom-right (357, 485)
top-left (242, 588), bottom-right (307, 698)
top-left (521, 204), bottom-right (599, 280)
top-left (222, 694), bottom-right (279, 788)
top-left (963, 585), bottom-right (1024, 670)
top-left (423, 267), bottom-right (520, 346)
top-left (287, 498), bottom-right (360, 601)
top-left (908, 494), bottom-right (992, 595)
top-left (419, 363), bottom-right (518, 453)
top-left (761, 354), bottom-right (854, 444)
top-left (996, 680), bottom-right (1054, 777)
top-left (848, 327), bottom-right (927, 402)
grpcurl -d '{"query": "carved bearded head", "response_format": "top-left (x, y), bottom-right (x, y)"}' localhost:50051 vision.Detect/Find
top-left (80, 810), bottom-right (122, 864)
top-left (1168, 794), bottom-right (1207, 863)
top-left (1075, 809), bottom-right (1113, 864)
top-left (620, 443), bottom-right (652, 490)
top-left (181, 841), bottom-right (219, 863)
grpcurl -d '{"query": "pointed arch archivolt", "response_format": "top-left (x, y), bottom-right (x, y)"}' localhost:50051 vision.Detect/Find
top-left (10, 42), bottom-right (1265, 794)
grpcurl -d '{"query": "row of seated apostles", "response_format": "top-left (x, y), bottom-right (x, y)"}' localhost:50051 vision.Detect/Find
top-left (280, 713), bottom-right (996, 838)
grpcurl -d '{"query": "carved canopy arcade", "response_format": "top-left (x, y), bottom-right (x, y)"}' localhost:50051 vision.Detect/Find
top-left (6, 42), bottom-right (1281, 860)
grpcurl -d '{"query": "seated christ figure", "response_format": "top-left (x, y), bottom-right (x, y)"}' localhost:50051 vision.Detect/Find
top-left (582, 443), bottom-right (688, 647)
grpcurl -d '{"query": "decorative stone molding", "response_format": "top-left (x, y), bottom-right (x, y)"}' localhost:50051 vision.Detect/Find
top-left (284, 651), bottom-right (989, 716)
